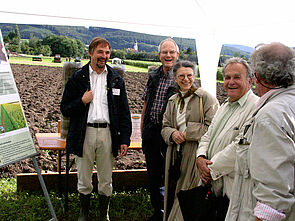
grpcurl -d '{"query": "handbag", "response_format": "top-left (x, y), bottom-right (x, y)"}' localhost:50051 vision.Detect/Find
top-left (177, 184), bottom-right (216, 221)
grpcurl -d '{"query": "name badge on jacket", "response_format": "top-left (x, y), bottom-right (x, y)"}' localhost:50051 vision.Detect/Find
top-left (112, 88), bottom-right (120, 96)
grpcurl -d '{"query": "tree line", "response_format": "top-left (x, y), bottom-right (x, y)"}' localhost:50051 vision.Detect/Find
top-left (4, 25), bottom-right (87, 58)
top-left (111, 48), bottom-right (197, 62)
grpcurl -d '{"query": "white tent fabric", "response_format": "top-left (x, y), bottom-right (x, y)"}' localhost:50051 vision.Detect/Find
top-left (1, 0), bottom-right (295, 96)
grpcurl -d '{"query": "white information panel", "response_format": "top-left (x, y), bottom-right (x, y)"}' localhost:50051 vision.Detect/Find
top-left (130, 114), bottom-right (142, 143)
top-left (0, 30), bottom-right (37, 168)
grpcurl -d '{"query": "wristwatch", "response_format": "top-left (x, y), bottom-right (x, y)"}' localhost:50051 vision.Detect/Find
top-left (197, 155), bottom-right (207, 159)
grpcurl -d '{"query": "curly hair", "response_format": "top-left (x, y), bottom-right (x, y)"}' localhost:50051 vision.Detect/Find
top-left (250, 42), bottom-right (295, 88)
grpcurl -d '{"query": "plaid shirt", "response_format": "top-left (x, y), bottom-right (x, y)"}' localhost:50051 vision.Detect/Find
top-left (142, 69), bottom-right (174, 124)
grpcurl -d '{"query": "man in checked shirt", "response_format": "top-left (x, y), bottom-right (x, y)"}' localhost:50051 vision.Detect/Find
top-left (141, 38), bottom-right (179, 221)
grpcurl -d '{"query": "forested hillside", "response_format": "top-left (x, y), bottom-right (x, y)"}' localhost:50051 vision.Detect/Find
top-left (0, 23), bottom-right (252, 57)
top-left (0, 23), bottom-right (196, 52)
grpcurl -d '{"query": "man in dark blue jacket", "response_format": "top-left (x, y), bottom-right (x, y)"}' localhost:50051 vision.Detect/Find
top-left (61, 37), bottom-right (131, 221)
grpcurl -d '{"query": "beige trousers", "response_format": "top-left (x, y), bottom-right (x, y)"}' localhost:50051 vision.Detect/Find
top-left (76, 126), bottom-right (114, 196)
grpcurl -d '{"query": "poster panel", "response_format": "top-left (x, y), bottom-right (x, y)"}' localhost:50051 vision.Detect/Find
top-left (0, 30), bottom-right (37, 168)
top-left (130, 114), bottom-right (141, 143)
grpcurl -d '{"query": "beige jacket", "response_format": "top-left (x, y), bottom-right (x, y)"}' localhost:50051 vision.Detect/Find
top-left (197, 90), bottom-right (259, 198)
top-left (161, 87), bottom-right (219, 221)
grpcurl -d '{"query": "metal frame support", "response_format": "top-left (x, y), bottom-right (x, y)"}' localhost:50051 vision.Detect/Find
top-left (32, 156), bottom-right (58, 221)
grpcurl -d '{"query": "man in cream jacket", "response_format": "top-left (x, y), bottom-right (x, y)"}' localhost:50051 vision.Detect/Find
top-left (196, 57), bottom-right (259, 220)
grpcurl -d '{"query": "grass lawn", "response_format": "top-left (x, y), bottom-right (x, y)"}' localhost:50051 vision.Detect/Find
top-left (0, 178), bottom-right (153, 220)
top-left (8, 56), bottom-right (149, 73)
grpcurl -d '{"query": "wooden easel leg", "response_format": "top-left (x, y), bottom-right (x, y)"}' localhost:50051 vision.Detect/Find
top-left (64, 151), bottom-right (69, 213)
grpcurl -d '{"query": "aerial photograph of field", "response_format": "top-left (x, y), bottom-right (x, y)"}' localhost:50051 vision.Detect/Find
top-left (0, 101), bottom-right (26, 133)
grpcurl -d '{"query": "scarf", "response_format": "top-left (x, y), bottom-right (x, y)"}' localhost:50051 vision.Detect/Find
top-left (177, 86), bottom-right (196, 114)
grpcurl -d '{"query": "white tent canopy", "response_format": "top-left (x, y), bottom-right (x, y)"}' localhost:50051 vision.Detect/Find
top-left (1, 0), bottom-right (295, 96)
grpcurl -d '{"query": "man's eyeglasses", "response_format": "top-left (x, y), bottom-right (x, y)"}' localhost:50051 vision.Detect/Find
top-left (160, 50), bottom-right (177, 55)
top-left (177, 74), bottom-right (194, 80)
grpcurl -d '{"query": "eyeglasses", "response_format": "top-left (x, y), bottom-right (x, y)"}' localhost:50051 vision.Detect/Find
top-left (254, 72), bottom-right (283, 89)
top-left (160, 50), bottom-right (177, 55)
top-left (177, 74), bottom-right (194, 80)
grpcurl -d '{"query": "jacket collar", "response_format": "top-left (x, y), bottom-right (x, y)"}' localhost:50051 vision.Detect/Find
top-left (223, 90), bottom-right (251, 107)
top-left (84, 61), bottom-right (120, 81)
top-left (89, 63), bottom-right (108, 76)
top-left (255, 84), bottom-right (295, 112)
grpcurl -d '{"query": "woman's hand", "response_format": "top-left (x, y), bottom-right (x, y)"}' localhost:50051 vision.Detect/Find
top-left (172, 131), bottom-right (186, 144)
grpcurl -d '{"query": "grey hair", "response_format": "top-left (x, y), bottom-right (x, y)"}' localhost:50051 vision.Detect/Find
top-left (222, 57), bottom-right (253, 79)
top-left (158, 38), bottom-right (179, 53)
top-left (173, 60), bottom-right (197, 77)
top-left (250, 42), bottom-right (295, 88)
top-left (172, 60), bottom-right (197, 90)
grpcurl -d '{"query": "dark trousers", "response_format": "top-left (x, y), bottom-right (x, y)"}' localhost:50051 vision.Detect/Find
top-left (142, 122), bottom-right (166, 215)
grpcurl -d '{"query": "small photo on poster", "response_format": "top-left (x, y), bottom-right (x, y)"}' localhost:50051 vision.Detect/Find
top-left (0, 31), bottom-right (10, 72)
top-left (0, 101), bottom-right (27, 134)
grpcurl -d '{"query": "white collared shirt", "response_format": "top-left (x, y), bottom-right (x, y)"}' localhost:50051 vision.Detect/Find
top-left (87, 65), bottom-right (110, 124)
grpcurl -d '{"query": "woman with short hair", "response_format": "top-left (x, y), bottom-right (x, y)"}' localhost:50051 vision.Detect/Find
top-left (161, 60), bottom-right (219, 221)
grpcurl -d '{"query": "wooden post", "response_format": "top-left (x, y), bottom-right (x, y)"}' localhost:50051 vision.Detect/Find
top-left (58, 120), bottom-right (61, 133)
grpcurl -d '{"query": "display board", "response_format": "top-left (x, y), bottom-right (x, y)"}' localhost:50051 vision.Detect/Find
top-left (130, 114), bottom-right (141, 143)
top-left (0, 30), bottom-right (37, 168)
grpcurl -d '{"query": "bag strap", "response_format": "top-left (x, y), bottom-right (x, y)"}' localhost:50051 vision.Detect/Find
top-left (197, 96), bottom-right (205, 144)
top-left (199, 96), bottom-right (204, 124)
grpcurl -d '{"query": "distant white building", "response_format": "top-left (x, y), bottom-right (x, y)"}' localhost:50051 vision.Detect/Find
top-left (126, 40), bottom-right (139, 53)
top-left (134, 40), bottom-right (138, 52)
